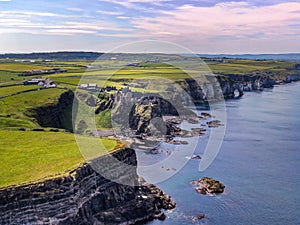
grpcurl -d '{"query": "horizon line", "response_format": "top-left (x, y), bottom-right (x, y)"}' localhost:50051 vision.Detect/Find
top-left (1, 51), bottom-right (300, 55)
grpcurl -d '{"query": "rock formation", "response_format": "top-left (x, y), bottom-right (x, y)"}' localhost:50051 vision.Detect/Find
top-left (285, 74), bottom-right (300, 83)
top-left (0, 148), bottom-right (175, 225)
top-left (191, 177), bottom-right (225, 195)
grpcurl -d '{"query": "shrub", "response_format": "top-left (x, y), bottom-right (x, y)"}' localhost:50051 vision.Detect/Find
top-left (32, 128), bottom-right (45, 132)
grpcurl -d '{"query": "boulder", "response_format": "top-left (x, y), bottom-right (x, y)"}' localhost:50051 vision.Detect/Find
top-left (207, 120), bottom-right (223, 128)
top-left (191, 154), bottom-right (202, 160)
top-left (197, 214), bottom-right (206, 220)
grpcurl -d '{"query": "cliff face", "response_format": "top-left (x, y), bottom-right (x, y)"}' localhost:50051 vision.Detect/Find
top-left (218, 73), bottom-right (300, 92)
top-left (29, 90), bottom-right (75, 132)
top-left (219, 74), bottom-right (276, 91)
top-left (0, 148), bottom-right (175, 225)
top-left (125, 73), bottom-right (299, 135)
top-left (179, 78), bottom-right (243, 102)
top-left (128, 96), bottom-right (184, 135)
top-left (285, 74), bottom-right (300, 83)
top-left (179, 73), bottom-right (300, 102)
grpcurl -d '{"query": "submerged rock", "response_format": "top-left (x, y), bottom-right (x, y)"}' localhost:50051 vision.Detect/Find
top-left (207, 120), bottom-right (224, 128)
top-left (154, 211), bottom-right (166, 220)
top-left (191, 128), bottom-right (206, 136)
top-left (166, 139), bottom-right (189, 145)
top-left (201, 112), bottom-right (213, 118)
top-left (192, 214), bottom-right (206, 223)
top-left (197, 214), bottom-right (206, 220)
top-left (186, 117), bottom-right (200, 124)
top-left (191, 154), bottom-right (202, 160)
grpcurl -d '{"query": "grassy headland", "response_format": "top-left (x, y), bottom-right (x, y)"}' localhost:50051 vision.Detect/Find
top-left (0, 53), bottom-right (299, 188)
top-left (0, 130), bottom-right (117, 188)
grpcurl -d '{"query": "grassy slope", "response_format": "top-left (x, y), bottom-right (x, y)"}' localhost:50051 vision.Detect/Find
top-left (0, 85), bottom-right (40, 97)
top-left (48, 60), bottom-right (298, 88)
top-left (0, 130), bottom-right (117, 188)
top-left (0, 63), bottom-right (50, 72)
top-left (96, 109), bottom-right (112, 129)
top-left (0, 71), bottom-right (24, 83)
top-left (0, 88), bottom-right (66, 128)
top-left (0, 62), bottom-right (119, 188)
top-left (206, 59), bottom-right (296, 75)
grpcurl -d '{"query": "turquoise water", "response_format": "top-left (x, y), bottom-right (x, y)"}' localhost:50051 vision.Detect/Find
top-left (138, 82), bottom-right (300, 225)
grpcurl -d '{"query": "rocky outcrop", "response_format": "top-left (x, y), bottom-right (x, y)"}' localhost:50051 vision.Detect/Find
top-left (0, 148), bottom-right (175, 225)
top-left (206, 120), bottom-right (224, 128)
top-left (28, 90), bottom-right (75, 132)
top-left (177, 75), bottom-right (293, 102)
top-left (112, 95), bottom-right (196, 136)
top-left (285, 74), bottom-right (300, 83)
top-left (190, 177), bottom-right (225, 195)
top-left (129, 99), bottom-right (163, 135)
top-left (218, 73), bottom-right (300, 91)
top-left (177, 77), bottom-right (243, 103)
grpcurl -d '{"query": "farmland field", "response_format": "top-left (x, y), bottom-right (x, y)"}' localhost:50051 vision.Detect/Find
top-left (0, 130), bottom-right (117, 188)
top-left (0, 63), bottom-right (50, 72)
top-left (0, 85), bottom-right (40, 97)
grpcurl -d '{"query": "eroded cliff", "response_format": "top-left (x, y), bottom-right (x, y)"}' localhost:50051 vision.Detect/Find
top-left (28, 90), bottom-right (75, 132)
top-left (0, 148), bottom-right (175, 225)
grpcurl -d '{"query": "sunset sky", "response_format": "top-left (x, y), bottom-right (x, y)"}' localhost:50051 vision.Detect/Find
top-left (0, 0), bottom-right (299, 53)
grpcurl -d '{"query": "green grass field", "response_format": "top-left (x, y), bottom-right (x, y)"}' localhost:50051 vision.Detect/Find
top-left (208, 63), bottom-right (271, 74)
top-left (1, 59), bottom-right (295, 91)
top-left (0, 63), bottom-right (50, 72)
top-left (205, 59), bottom-right (296, 75)
top-left (0, 117), bottom-right (36, 129)
top-left (0, 63), bottom-right (120, 188)
top-left (0, 130), bottom-right (117, 188)
top-left (0, 85), bottom-right (40, 97)
top-left (0, 71), bottom-right (23, 83)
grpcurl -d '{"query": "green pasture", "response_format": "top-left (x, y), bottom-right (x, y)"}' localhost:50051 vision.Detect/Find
top-left (0, 130), bottom-right (117, 188)
top-left (0, 63), bottom-right (50, 72)
top-left (0, 85), bottom-right (40, 97)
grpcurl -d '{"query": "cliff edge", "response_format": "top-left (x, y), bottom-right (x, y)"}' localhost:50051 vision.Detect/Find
top-left (0, 148), bottom-right (175, 225)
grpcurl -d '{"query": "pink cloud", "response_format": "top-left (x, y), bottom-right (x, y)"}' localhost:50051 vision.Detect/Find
top-left (131, 2), bottom-right (300, 52)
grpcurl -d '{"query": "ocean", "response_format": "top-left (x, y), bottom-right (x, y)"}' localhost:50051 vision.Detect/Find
top-left (137, 82), bottom-right (300, 225)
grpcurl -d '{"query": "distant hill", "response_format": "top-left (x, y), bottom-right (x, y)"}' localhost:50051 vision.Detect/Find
top-left (1, 51), bottom-right (299, 61)
top-left (0, 52), bottom-right (185, 62)
top-left (0, 52), bottom-right (104, 61)
top-left (195, 53), bottom-right (300, 61)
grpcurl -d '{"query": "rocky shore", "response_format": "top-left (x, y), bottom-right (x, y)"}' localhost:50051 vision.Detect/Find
top-left (93, 73), bottom-right (300, 144)
top-left (0, 148), bottom-right (175, 225)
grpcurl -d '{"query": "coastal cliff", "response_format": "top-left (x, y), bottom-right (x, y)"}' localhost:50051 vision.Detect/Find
top-left (179, 73), bottom-right (300, 103)
top-left (28, 90), bottom-right (75, 132)
top-left (178, 77), bottom-right (243, 102)
top-left (0, 148), bottom-right (175, 225)
top-left (95, 72), bottom-right (300, 118)
top-left (95, 73), bottom-right (300, 136)
top-left (285, 74), bottom-right (300, 83)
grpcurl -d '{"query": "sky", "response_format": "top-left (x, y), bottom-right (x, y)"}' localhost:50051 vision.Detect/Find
top-left (0, 0), bottom-right (299, 53)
